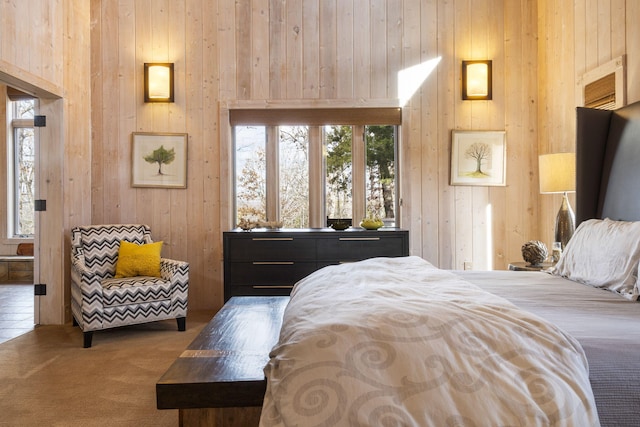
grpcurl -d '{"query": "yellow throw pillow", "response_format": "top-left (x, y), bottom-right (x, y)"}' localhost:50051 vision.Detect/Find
top-left (114, 240), bottom-right (163, 278)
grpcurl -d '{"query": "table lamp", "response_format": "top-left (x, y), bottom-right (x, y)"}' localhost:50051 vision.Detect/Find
top-left (539, 153), bottom-right (576, 249)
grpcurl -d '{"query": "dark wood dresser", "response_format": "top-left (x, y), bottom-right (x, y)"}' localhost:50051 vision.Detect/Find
top-left (223, 228), bottom-right (409, 301)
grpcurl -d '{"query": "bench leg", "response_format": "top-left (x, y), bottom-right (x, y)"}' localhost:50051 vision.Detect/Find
top-left (177, 317), bottom-right (186, 331)
top-left (180, 407), bottom-right (261, 427)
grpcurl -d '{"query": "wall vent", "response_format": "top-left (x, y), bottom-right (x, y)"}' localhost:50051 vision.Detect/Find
top-left (580, 55), bottom-right (626, 110)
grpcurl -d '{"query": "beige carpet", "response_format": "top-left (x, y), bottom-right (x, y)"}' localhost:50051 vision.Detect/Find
top-left (0, 310), bottom-right (215, 426)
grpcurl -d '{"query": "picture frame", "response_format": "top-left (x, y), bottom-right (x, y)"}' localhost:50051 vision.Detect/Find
top-left (131, 132), bottom-right (188, 188)
top-left (450, 130), bottom-right (506, 186)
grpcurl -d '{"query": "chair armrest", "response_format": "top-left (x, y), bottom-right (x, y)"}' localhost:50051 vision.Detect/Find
top-left (160, 258), bottom-right (189, 315)
top-left (160, 258), bottom-right (189, 279)
top-left (71, 256), bottom-right (96, 277)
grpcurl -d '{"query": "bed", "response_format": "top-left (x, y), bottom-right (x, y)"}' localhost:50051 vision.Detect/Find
top-left (459, 269), bottom-right (640, 427)
top-left (258, 101), bottom-right (640, 427)
top-left (157, 101), bottom-right (640, 425)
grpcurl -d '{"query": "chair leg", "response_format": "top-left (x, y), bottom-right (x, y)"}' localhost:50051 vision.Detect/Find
top-left (83, 331), bottom-right (93, 348)
top-left (177, 317), bottom-right (186, 331)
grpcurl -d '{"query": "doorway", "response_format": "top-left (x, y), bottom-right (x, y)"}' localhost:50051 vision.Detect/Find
top-left (0, 85), bottom-right (38, 340)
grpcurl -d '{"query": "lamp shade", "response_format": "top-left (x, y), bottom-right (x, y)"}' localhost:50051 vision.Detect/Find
top-left (539, 153), bottom-right (576, 193)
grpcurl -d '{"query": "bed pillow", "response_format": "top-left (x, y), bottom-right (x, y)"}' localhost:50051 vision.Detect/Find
top-left (114, 241), bottom-right (163, 278)
top-left (551, 218), bottom-right (640, 300)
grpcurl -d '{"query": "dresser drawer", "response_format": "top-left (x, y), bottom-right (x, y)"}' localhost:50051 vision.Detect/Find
top-left (227, 236), bottom-right (316, 261)
top-left (225, 261), bottom-right (318, 287)
top-left (317, 234), bottom-right (407, 261)
top-left (223, 229), bottom-right (409, 301)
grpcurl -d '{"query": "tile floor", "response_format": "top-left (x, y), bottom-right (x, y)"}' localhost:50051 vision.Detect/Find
top-left (0, 283), bottom-right (34, 345)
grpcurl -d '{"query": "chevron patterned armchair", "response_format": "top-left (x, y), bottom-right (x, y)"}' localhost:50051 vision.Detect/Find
top-left (70, 224), bottom-right (189, 348)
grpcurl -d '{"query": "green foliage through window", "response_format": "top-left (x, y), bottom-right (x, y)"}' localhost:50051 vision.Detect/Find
top-left (234, 122), bottom-right (397, 228)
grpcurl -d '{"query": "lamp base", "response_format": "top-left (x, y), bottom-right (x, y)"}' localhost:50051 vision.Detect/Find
top-left (555, 192), bottom-right (575, 250)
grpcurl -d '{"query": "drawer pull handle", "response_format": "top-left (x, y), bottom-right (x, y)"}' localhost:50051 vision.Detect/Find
top-left (339, 237), bottom-right (381, 241)
top-left (252, 238), bottom-right (294, 241)
top-left (253, 261), bottom-right (295, 265)
top-left (253, 285), bottom-right (295, 289)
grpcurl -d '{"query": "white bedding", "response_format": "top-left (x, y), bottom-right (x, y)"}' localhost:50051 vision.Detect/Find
top-left (458, 269), bottom-right (640, 427)
top-left (260, 256), bottom-right (600, 426)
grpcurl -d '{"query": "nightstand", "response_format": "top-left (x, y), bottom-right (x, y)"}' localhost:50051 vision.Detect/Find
top-left (508, 262), bottom-right (555, 271)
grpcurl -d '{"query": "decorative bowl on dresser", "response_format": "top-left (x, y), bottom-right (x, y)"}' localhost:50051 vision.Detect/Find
top-left (223, 228), bottom-right (409, 301)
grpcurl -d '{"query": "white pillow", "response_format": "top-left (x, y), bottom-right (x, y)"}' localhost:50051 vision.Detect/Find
top-left (551, 218), bottom-right (640, 300)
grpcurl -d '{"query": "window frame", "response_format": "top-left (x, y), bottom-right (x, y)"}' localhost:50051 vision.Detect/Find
top-left (7, 100), bottom-right (36, 239)
top-left (228, 104), bottom-right (401, 229)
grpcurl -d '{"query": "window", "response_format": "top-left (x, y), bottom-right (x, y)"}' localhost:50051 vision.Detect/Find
top-left (231, 107), bottom-right (400, 229)
top-left (279, 126), bottom-right (310, 228)
top-left (581, 55), bottom-right (626, 110)
top-left (8, 99), bottom-right (35, 238)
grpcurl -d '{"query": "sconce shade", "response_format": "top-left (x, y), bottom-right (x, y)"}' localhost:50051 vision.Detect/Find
top-left (144, 63), bottom-right (174, 102)
top-left (539, 152), bottom-right (576, 193)
top-left (462, 60), bottom-right (492, 100)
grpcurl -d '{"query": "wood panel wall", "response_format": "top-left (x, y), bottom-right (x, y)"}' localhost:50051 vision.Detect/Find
top-left (91, 0), bottom-right (221, 310)
top-left (90, 0), bottom-right (540, 314)
top-left (1, 1), bottom-right (636, 322)
top-left (0, 0), bottom-right (91, 324)
top-left (0, 0), bottom-right (64, 96)
top-left (537, 0), bottom-right (640, 245)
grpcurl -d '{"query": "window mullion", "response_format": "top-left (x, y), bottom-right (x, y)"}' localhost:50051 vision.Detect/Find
top-left (352, 125), bottom-right (366, 222)
top-left (265, 126), bottom-right (279, 222)
top-left (9, 128), bottom-right (18, 236)
top-left (308, 126), bottom-right (324, 228)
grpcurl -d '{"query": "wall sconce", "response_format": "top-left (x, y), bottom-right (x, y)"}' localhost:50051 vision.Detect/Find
top-left (144, 63), bottom-right (174, 102)
top-left (539, 152), bottom-right (576, 249)
top-left (462, 60), bottom-right (492, 100)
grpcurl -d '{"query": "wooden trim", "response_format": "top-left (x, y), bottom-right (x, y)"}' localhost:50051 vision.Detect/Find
top-left (352, 125), bottom-right (366, 222)
top-left (6, 87), bottom-right (35, 100)
top-left (229, 107), bottom-right (402, 126)
top-left (308, 126), bottom-right (323, 228)
top-left (265, 126), bottom-right (279, 222)
top-left (0, 60), bottom-right (63, 99)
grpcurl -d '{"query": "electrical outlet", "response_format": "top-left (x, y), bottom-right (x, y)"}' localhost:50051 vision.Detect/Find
top-left (463, 261), bottom-right (472, 270)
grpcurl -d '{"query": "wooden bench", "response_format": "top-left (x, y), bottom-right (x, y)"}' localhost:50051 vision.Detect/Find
top-left (0, 255), bottom-right (34, 283)
top-left (156, 296), bottom-right (288, 427)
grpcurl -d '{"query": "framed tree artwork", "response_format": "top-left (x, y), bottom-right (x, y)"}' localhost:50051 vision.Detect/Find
top-left (131, 132), bottom-right (188, 188)
top-left (450, 130), bottom-right (506, 186)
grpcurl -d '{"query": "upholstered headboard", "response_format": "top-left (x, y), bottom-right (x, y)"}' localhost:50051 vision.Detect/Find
top-left (576, 100), bottom-right (640, 225)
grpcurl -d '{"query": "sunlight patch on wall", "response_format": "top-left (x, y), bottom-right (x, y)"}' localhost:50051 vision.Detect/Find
top-left (397, 57), bottom-right (441, 107)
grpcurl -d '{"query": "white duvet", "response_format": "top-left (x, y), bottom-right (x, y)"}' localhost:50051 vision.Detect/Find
top-left (260, 256), bottom-right (599, 426)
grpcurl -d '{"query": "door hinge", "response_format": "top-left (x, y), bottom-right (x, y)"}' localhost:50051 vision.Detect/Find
top-left (34, 200), bottom-right (46, 211)
top-left (34, 284), bottom-right (47, 296)
top-left (34, 115), bottom-right (46, 127)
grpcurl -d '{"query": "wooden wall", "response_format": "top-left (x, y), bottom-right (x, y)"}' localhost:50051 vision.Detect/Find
top-left (0, 0), bottom-right (92, 324)
top-left (537, 0), bottom-right (640, 244)
top-left (1, 1), bottom-right (637, 322)
top-left (90, 0), bottom-right (540, 314)
top-left (90, 0), bottom-right (221, 310)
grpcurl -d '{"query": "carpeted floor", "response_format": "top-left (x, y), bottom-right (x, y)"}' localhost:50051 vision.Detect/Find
top-left (0, 310), bottom-right (215, 426)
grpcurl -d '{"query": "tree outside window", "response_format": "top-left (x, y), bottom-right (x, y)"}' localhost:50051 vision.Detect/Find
top-left (279, 126), bottom-right (309, 228)
top-left (366, 125), bottom-right (396, 224)
top-left (10, 99), bottom-right (35, 237)
top-left (325, 125), bottom-right (353, 220)
top-left (234, 120), bottom-right (397, 229)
